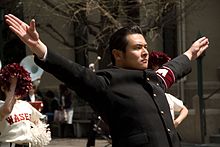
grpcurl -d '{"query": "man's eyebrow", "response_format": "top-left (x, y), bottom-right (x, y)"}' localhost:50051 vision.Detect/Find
top-left (135, 43), bottom-right (148, 47)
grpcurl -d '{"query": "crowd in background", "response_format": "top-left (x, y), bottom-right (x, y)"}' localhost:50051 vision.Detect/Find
top-left (22, 82), bottom-right (76, 138)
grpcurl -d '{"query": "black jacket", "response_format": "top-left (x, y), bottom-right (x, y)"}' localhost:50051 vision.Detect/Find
top-left (35, 50), bottom-right (191, 147)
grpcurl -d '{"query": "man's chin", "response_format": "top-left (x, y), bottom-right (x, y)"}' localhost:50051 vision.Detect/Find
top-left (137, 66), bottom-right (147, 70)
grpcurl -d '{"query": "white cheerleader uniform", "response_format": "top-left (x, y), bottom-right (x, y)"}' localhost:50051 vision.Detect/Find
top-left (0, 100), bottom-right (51, 147)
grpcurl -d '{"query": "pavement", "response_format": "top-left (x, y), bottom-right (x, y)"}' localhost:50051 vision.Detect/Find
top-left (46, 138), bottom-right (220, 147)
top-left (46, 138), bottom-right (112, 147)
top-left (47, 137), bottom-right (205, 147)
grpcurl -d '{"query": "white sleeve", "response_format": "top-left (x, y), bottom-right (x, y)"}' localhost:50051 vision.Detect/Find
top-left (39, 48), bottom-right (48, 61)
top-left (0, 100), bottom-right (4, 107)
top-left (166, 93), bottom-right (184, 112)
top-left (0, 100), bottom-right (4, 121)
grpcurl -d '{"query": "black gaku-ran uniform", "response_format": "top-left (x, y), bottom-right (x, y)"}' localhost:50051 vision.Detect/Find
top-left (35, 49), bottom-right (191, 147)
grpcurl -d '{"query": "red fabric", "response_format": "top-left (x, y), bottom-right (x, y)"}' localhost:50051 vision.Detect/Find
top-left (156, 66), bottom-right (175, 88)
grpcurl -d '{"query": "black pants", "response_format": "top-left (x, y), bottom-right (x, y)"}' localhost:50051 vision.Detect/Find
top-left (61, 123), bottom-right (74, 138)
top-left (10, 143), bottom-right (29, 147)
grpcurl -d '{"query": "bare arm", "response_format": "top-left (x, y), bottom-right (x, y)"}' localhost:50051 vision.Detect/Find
top-left (5, 14), bottom-right (47, 59)
top-left (173, 105), bottom-right (188, 128)
top-left (0, 77), bottom-right (17, 119)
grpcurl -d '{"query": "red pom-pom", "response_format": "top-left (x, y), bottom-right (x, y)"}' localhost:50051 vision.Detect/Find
top-left (148, 51), bottom-right (171, 69)
top-left (0, 63), bottom-right (32, 97)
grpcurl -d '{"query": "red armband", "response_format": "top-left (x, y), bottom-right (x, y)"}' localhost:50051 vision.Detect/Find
top-left (156, 66), bottom-right (175, 89)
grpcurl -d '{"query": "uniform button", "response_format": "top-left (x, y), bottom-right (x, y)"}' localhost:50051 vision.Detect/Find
top-left (156, 83), bottom-right (159, 86)
top-left (153, 94), bottom-right (157, 97)
top-left (160, 111), bottom-right (164, 114)
top-left (167, 128), bottom-right (171, 133)
top-left (147, 78), bottom-right (150, 81)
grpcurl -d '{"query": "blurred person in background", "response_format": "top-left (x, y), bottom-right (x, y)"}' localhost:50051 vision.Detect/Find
top-left (59, 84), bottom-right (75, 138)
top-left (44, 90), bottom-right (60, 124)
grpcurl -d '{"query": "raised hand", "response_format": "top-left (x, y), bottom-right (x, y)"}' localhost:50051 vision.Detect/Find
top-left (184, 37), bottom-right (209, 60)
top-left (5, 14), bottom-right (47, 59)
top-left (0, 77), bottom-right (18, 118)
top-left (4, 77), bottom-right (17, 99)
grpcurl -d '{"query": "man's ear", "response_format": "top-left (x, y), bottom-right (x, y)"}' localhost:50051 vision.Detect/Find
top-left (112, 49), bottom-right (122, 60)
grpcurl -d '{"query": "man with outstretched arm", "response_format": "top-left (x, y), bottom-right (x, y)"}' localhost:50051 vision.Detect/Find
top-left (5, 14), bottom-right (209, 147)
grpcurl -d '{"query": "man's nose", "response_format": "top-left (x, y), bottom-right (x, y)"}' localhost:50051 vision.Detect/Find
top-left (142, 48), bottom-right (148, 56)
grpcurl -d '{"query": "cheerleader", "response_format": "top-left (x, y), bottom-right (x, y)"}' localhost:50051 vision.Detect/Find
top-left (0, 63), bottom-right (51, 147)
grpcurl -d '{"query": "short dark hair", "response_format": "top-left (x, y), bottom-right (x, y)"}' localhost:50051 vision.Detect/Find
top-left (109, 26), bottom-right (143, 65)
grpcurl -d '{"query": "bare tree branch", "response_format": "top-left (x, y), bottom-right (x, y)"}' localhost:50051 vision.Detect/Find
top-left (15, 0), bottom-right (202, 67)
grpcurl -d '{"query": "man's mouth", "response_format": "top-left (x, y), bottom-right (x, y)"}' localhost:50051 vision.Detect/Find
top-left (141, 59), bottom-right (148, 63)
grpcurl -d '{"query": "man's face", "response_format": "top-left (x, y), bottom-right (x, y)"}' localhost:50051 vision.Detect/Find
top-left (120, 34), bottom-right (149, 70)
